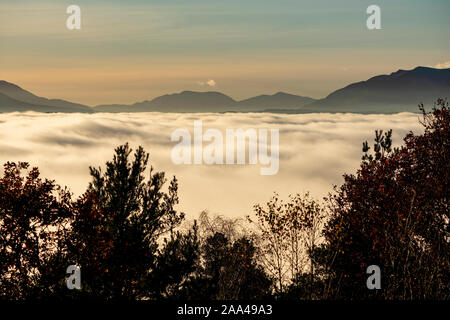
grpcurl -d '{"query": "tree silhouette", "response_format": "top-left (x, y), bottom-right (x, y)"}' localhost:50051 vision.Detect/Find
top-left (175, 212), bottom-right (273, 300)
top-left (316, 99), bottom-right (450, 299)
top-left (249, 192), bottom-right (325, 296)
top-left (0, 162), bottom-right (71, 299)
top-left (65, 143), bottom-right (197, 299)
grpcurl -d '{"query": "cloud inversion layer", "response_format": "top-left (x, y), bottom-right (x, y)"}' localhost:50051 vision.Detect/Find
top-left (0, 112), bottom-right (423, 218)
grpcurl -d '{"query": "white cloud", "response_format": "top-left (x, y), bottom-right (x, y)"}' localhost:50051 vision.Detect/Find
top-left (197, 79), bottom-right (216, 87)
top-left (0, 112), bottom-right (422, 220)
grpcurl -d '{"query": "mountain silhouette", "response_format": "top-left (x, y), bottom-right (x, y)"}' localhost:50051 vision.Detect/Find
top-left (303, 67), bottom-right (450, 113)
top-left (95, 91), bottom-right (238, 113)
top-left (95, 91), bottom-right (313, 113)
top-left (0, 92), bottom-right (45, 112)
top-left (134, 91), bottom-right (238, 112)
top-left (1, 66), bottom-right (448, 114)
top-left (238, 92), bottom-right (315, 110)
top-left (0, 81), bottom-right (92, 113)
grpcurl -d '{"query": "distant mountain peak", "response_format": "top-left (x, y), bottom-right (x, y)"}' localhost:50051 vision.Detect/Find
top-left (238, 92), bottom-right (315, 110)
top-left (389, 69), bottom-right (408, 77)
top-left (183, 90), bottom-right (230, 95)
top-left (391, 66), bottom-right (445, 76)
top-left (304, 66), bottom-right (450, 113)
top-left (413, 66), bottom-right (434, 71)
top-left (159, 90), bottom-right (232, 98)
top-left (0, 80), bottom-right (24, 90)
top-left (0, 80), bottom-right (91, 113)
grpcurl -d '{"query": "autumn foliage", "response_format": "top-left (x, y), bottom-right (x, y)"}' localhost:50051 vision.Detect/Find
top-left (0, 100), bottom-right (448, 300)
top-left (317, 99), bottom-right (449, 299)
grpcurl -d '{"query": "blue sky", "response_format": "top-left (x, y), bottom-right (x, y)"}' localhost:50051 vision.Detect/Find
top-left (1, 0), bottom-right (449, 105)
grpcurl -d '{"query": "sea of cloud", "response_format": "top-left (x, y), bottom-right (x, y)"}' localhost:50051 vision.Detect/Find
top-left (0, 111), bottom-right (423, 219)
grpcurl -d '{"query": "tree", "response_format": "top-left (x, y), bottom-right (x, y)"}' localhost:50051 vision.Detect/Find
top-left (317, 99), bottom-right (449, 299)
top-left (150, 222), bottom-right (201, 299)
top-left (176, 212), bottom-right (273, 300)
top-left (67, 143), bottom-right (196, 299)
top-left (0, 162), bottom-right (72, 299)
top-left (249, 192), bottom-right (325, 296)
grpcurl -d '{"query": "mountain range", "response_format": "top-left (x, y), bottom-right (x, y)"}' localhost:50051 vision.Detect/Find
top-left (1, 66), bottom-right (449, 114)
top-left (303, 66), bottom-right (450, 113)
top-left (94, 91), bottom-right (315, 113)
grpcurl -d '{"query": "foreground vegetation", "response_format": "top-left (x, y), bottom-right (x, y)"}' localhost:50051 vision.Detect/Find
top-left (0, 100), bottom-right (448, 300)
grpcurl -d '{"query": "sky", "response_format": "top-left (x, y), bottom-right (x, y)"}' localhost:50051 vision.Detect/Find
top-left (0, 111), bottom-right (423, 219)
top-left (1, 0), bottom-right (449, 105)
